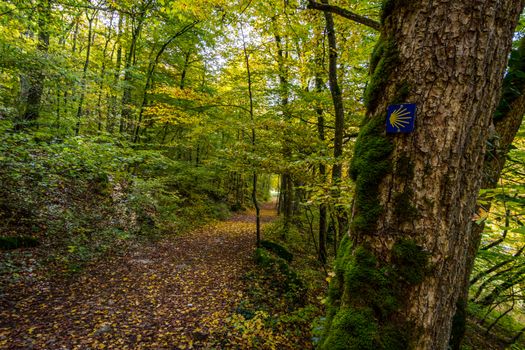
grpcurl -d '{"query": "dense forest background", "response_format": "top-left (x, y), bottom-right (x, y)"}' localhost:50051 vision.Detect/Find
top-left (0, 0), bottom-right (524, 349)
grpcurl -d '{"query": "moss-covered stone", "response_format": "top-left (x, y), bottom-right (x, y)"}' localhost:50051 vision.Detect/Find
top-left (254, 247), bottom-right (307, 307)
top-left (260, 239), bottom-right (293, 262)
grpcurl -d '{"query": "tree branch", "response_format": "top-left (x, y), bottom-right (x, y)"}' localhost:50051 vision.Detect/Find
top-left (306, 0), bottom-right (381, 31)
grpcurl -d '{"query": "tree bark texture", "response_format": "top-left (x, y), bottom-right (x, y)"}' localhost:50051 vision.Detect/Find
top-left (450, 37), bottom-right (525, 350)
top-left (322, 1), bottom-right (524, 350)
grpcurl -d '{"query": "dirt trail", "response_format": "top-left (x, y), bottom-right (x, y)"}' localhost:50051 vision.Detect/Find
top-left (0, 205), bottom-right (277, 349)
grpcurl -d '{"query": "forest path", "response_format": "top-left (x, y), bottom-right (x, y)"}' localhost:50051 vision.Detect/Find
top-left (1, 204), bottom-right (277, 350)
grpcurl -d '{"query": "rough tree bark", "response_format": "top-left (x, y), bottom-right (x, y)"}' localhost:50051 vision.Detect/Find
top-left (319, 1), bottom-right (524, 350)
top-left (450, 36), bottom-right (525, 350)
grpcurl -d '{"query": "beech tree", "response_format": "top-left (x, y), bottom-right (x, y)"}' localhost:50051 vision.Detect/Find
top-left (309, 1), bottom-right (525, 349)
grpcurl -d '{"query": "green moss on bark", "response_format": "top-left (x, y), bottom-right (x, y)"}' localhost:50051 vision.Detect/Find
top-left (320, 25), bottom-right (424, 349)
top-left (352, 38), bottom-right (409, 236)
top-left (322, 307), bottom-right (378, 350)
top-left (320, 240), bottom-right (429, 350)
top-left (364, 38), bottom-right (399, 111)
top-left (349, 116), bottom-right (393, 234)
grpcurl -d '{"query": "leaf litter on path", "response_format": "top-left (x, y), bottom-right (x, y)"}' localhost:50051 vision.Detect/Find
top-left (0, 210), bottom-right (273, 349)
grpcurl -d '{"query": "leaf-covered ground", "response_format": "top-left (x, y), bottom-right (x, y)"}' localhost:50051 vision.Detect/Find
top-left (0, 206), bottom-right (283, 349)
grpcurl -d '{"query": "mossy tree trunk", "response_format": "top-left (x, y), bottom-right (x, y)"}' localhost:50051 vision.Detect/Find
top-left (321, 1), bottom-right (524, 350)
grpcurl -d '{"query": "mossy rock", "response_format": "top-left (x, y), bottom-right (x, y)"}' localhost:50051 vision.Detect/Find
top-left (253, 248), bottom-right (305, 304)
top-left (260, 239), bottom-right (293, 262)
top-left (0, 236), bottom-right (39, 250)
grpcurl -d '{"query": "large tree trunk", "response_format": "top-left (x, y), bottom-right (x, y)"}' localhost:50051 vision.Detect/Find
top-left (321, 2), bottom-right (524, 350)
top-left (450, 36), bottom-right (525, 350)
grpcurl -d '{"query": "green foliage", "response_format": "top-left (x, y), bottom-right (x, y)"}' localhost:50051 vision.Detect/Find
top-left (0, 122), bottom-right (236, 273)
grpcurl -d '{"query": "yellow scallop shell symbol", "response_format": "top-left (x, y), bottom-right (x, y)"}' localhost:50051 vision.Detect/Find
top-left (389, 106), bottom-right (411, 131)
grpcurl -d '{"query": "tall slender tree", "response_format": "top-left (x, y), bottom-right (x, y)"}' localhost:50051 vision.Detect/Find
top-left (17, 0), bottom-right (51, 129)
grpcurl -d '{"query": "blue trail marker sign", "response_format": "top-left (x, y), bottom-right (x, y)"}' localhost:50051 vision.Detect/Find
top-left (386, 103), bottom-right (416, 133)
